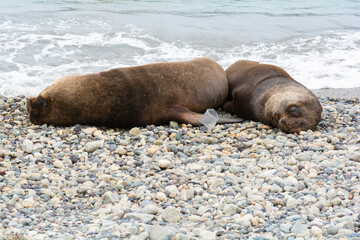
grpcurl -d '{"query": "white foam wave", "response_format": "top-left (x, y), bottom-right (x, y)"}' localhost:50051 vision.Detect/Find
top-left (217, 31), bottom-right (360, 90)
top-left (0, 23), bottom-right (359, 96)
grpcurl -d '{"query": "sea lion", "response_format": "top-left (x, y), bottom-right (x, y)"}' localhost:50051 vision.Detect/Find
top-left (223, 60), bottom-right (322, 133)
top-left (27, 58), bottom-right (242, 128)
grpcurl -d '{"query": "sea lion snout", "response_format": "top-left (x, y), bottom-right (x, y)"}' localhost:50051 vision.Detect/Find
top-left (278, 116), bottom-right (310, 133)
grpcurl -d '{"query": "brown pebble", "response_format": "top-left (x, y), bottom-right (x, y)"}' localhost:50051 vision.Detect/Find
top-left (0, 170), bottom-right (6, 176)
top-left (128, 192), bottom-right (136, 198)
top-left (118, 211), bottom-right (125, 219)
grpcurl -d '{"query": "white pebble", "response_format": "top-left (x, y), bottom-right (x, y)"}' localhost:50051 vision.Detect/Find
top-left (22, 139), bottom-right (34, 153)
top-left (53, 159), bottom-right (64, 169)
top-left (158, 159), bottom-right (172, 169)
top-left (286, 197), bottom-right (298, 209)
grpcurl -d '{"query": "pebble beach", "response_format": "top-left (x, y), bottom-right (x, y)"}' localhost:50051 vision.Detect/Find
top-left (0, 94), bottom-right (359, 240)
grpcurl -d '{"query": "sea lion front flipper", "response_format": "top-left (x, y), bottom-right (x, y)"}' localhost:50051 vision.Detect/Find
top-left (168, 106), bottom-right (243, 126)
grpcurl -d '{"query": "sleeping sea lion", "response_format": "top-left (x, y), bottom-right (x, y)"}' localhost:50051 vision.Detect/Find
top-left (27, 58), bottom-right (242, 128)
top-left (223, 60), bottom-right (322, 133)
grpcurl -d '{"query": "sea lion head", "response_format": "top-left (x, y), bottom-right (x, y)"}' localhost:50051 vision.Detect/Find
top-left (27, 93), bottom-right (76, 126)
top-left (27, 77), bottom-right (83, 126)
top-left (27, 95), bottom-right (51, 125)
top-left (264, 86), bottom-right (322, 133)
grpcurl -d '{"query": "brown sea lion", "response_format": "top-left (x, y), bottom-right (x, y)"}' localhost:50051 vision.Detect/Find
top-left (27, 58), bottom-right (242, 128)
top-left (223, 60), bottom-right (322, 133)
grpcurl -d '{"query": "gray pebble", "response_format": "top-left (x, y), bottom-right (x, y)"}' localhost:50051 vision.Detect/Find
top-left (85, 140), bottom-right (103, 152)
top-left (162, 207), bottom-right (182, 222)
top-left (149, 226), bottom-right (176, 240)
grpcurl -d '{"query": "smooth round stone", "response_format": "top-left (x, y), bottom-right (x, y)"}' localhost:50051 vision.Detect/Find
top-left (101, 191), bottom-right (120, 204)
top-left (82, 127), bottom-right (97, 135)
top-left (141, 204), bottom-right (160, 215)
top-left (223, 204), bottom-right (238, 215)
top-left (115, 147), bottom-right (127, 155)
top-left (129, 127), bottom-right (142, 136)
top-left (53, 160), bottom-right (64, 169)
top-left (85, 140), bottom-right (103, 152)
top-left (348, 152), bottom-right (360, 162)
top-left (162, 207), bottom-right (182, 222)
top-left (198, 229), bottom-right (216, 240)
top-left (22, 197), bottom-right (37, 208)
top-left (169, 121), bottom-right (178, 128)
top-left (147, 145), bottom-right (159, 155)
top-left (158, 159), bottom-right (172, 169)
top-left (291, 222), bottom-right (309, 235)
top-left (311, 226), bottom-right (322, 238)
top-left (157, 192), bottom-right (166, 201)
top-left (22, 139), bottom-right (34, 153)
top-left (286, 197), bottom-right (298, 209)
top-left (149, 226), bottom-right (176, 240)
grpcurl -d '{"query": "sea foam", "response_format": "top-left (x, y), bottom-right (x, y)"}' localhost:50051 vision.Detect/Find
top-left (1, 21), bottom-right (359, 96)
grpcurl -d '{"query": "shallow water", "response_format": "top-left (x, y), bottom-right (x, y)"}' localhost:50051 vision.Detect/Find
top-left (1, 0), bottom-right (360, 96)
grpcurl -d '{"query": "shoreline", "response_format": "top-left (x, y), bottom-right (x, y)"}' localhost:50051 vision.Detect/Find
top-left (2, 87), bottom-right (360, 100)
top-left (311, 87), bottom-right (360, 99)
top-left (0, 95), bottom-right (359, 239)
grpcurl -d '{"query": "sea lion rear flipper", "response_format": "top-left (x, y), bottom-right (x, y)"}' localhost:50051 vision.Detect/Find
top-left (168, 106), bottom-right (243, 126)
top-left (216, 116), bottom-right (244, 124)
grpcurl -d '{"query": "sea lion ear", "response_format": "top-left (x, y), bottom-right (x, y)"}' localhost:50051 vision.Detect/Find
top-left (288, 105), bottom-right (301, 116)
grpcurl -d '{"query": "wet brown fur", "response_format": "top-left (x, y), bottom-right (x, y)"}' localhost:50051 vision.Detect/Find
top-left (27, 58), bottom-right (240, 128)
top-left (223, 60), bottom-right (322, 133)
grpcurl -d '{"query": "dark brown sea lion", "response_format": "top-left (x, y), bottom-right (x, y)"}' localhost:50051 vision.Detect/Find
top-left (223, 60), bottom-right (322, 133)
top-left (27, 58), bottom-right (242, 128)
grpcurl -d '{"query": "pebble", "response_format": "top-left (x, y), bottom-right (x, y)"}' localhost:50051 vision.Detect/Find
top-left (1, 96), bottom-right (360, 239)
top-left (115, 146), bottom-right (127, 155)
top-left (291, 222), bottom-right (309, 235)
top-left (147, 145), bottom-right (159, 154)
top-left (311, 226), bottom-right (322, 238)
top-left (101, 191), bottom-right (119, 204)
top-left (149, 226), bottom-right (176, 240)
top-left (40, 189), bottom-right (55, 198)
top-left (124, 213), bottom-right (155, 223)
top-left (53, 159), bottom-right (64, 169)
top-left (129, 127), bottom-right (141, 136)
top-left (85, 140), bottom-right (103, 152)
top-left (82, 127), bottom-right (97, 135)
top-left (169, 121), bottom-right (178, 128)
top-left (348, 151), bottom-right (360, 162)
top-left (286, 197), bottom-right (298, 209)
top-left (223, 204), bottom-right (238, 215)
top-left (162, 207), bottom-right (182, 222)
top-left (157, 192), bottom-right (167, 201)
top-left (21, 197), bottom-right (37, 208)
top-left (198, 229), bottom-right (216, 240)
top-left (141, 204), bottom-right (160, 215)
top-left (158, 159), bottom-right (172, 169)
top-left (22, 139), bottom-right (34, 153)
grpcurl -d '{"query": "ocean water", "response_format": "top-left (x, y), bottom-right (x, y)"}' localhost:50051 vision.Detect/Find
top-left (1, 0), bottom-right (360, 96)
